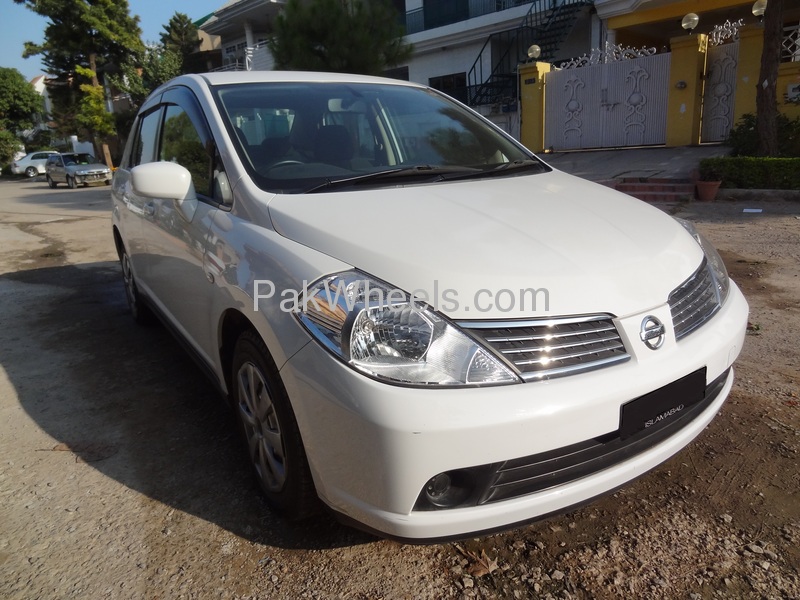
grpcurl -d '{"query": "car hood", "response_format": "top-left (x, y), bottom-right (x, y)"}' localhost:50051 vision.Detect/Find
top-left (267, 170), bottom-right (703, 319)
top-left (66, 163), bottom-right (109, 172)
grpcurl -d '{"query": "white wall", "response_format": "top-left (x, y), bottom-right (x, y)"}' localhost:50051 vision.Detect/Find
top-left (404, 42), bottom-right (485, 86)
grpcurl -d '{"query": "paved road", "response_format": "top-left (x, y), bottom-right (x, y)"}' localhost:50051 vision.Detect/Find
top-left (0, 177), bottom-right (115, 274)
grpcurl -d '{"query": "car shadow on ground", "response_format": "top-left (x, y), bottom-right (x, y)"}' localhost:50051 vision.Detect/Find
top-left (0, 261), bottom-right (376, 550)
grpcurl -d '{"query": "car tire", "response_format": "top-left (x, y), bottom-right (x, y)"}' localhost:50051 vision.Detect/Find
top-left (231, 331), bottom-right (318, 520)
top-left (25, 167), bottom-right (38, 178)
top-left (67, 176), bottom-right (76, 189)
top-left (46, 175), bottom-right (57, 189)
top-left (120, 248), bottom-right (154, 325)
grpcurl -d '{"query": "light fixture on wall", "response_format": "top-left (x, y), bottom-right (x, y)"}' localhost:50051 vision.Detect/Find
top-left (681, 13), bottom-right (699, 34)
top-left (527, 44), bottom-right (542, 60)
top-left (752, 0), bottom-right (767, 22)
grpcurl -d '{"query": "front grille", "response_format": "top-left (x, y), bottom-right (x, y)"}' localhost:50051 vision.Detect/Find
top-left (461, 315), bottom-right (629, 381)
top-left (668, 259), bottom-right (720, 340)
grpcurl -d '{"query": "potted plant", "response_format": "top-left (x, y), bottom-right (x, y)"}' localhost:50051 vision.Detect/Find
top-left (695, 163), bottom-right (723, 202)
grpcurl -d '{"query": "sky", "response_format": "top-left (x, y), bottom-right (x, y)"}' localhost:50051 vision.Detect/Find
top-left (0, 0), bottom-right (225, 82)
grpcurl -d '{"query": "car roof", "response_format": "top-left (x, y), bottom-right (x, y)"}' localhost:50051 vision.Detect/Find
top-left (198, 71), bottom-right (423, 88)
top-left (146, 71), bottom-right (425, 102)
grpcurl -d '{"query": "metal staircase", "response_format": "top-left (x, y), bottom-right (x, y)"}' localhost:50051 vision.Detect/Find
top-left (466, 0), bottom-right (592, 107)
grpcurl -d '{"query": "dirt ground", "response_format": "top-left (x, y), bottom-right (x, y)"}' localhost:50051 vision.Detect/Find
top-left (0, 179), bottom-right (797, 600)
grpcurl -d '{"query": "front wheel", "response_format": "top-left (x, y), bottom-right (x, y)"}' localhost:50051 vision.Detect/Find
top-left (231, 331), bottom-right (318, 519)
top-left (67, 176), bottom-right (76, 189)
top-left (46, 175), bottom-right (57, 189)
top-left (120, 248), bottom-right (154, 325)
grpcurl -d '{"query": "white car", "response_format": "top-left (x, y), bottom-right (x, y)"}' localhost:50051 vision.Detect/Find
top-left (111, 72), bottom-right (748, 541)
top-left (10, 150), bottom-right (58, 177)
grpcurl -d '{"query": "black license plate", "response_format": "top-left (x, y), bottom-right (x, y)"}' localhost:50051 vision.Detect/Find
top-left (619, 368), bottom-right (707, 440)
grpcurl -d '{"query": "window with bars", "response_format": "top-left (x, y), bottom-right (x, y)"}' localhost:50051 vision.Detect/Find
top-left (782, 23), bottom-right (800, 62)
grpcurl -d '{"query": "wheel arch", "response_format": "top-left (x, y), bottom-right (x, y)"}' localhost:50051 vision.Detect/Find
top-left (218, 308), bottom-right (264, 401)
top-left (112, 226), bottom-right (125, 260)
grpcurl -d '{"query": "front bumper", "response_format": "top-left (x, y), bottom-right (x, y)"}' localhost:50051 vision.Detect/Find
top-left (279, 282), bottom-right (748, 540)
top-left (75, 172), bottom-right (111, 184)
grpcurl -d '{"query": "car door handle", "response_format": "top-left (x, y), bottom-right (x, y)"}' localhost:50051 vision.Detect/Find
top-left (143, 202), bottom-right (155, 216)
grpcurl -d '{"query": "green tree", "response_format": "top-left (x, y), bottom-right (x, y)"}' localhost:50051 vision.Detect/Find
top-left (109, 44), bottom-right (182, 110)
top-left (15, 0), bottom-right (144, 85)
top-left (268, 0), bottom-right (412, 75)
top-left (0, 67), bottom-right (44, 132)
top-left (75, 65), bottom-right (115, 139)
top-left (15, 0), bottom-right (144, 153)
top-left (756, 0), bottom-right (784, 156)
top-left (160, 12), bottom-right (198, 67)
top-left (0, 130), bottom-right (24, 165)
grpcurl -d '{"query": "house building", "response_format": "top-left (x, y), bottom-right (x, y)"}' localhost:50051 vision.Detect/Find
top-left (198, 0), bottom-right (800, 150)
top-left (198, 0), bottom-right (597, 137)
top-left (520, 0), bottom-right (800, 151)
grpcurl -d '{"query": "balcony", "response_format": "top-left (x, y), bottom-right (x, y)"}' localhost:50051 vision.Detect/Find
top-left (405, 0), bottom-right (543, 34)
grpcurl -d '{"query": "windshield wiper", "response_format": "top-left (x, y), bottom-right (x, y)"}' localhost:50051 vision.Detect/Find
top-left (438, 159), bottom-right (547, 182)
top-left (303, 165), bottom-right (481, 193)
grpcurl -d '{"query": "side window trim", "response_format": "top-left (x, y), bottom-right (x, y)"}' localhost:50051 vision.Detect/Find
top-left (160, 86), bottom-right (223, 206)
top-left (128, 105), bottom-right (164, 169)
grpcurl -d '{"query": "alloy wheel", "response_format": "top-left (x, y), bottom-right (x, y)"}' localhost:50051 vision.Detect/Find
top-left (236, 361), bottom-right (286, 492)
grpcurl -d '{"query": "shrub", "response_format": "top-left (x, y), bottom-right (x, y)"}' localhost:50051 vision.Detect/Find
top-left (726, 113), bottom-right (800, 157)
top-left (699, 156), bottom-right (800, 189)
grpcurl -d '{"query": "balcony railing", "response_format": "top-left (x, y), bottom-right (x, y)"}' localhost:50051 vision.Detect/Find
top-left (210, 60), bottom-right (246, 72)
top-left (405, 0), bottom-right (545, 34)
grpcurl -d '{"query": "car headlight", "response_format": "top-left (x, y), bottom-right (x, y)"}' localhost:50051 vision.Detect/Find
top-left (75, 170), bottom-right (87, 176)
top-left (675, 218), bottom-right (730, 303)
top-left (296, 271), bottom-right (520, 386)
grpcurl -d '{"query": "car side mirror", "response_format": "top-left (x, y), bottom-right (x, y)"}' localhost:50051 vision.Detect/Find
top-left (131, 161), bottom-right (198, 221)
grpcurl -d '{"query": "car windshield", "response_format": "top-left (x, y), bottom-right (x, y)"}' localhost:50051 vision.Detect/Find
top-left (212, 82), bottom-right (547, 194)
top-left (63, 153), bottom-right (96, 166)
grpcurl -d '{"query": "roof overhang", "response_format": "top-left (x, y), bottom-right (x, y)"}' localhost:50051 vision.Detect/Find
top-left (596, 0), bottom-right (753, 23)
top-left (406, 4), bottom-right (531, 55)
top-left (201, 0), bottom-right (284, 37)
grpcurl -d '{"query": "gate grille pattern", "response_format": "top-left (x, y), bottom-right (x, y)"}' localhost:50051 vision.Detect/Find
top-left (701, 41), bottom-right (739, 143)
top-left (544, 53), bottom-right (671, 151)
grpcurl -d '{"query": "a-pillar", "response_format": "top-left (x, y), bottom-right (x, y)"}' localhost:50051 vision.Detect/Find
top-left (519, 61), bottom-right (551, 153)
top-left (665, 33), bottom-right (708, 147)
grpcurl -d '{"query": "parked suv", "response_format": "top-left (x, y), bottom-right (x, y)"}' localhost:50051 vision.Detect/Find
top-left (46, 152), bottom-right (112, 188)
top-left (10, 151), bottom-right (58, 177)
top-left (111, 72), bottom-right (748, 541)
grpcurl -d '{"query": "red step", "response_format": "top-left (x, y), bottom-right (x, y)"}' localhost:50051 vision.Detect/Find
top-left (614, 178), bottom-right (696, 203)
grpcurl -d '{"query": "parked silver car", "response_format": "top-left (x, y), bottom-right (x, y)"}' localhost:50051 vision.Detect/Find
top-left (10, 151), bottom-right (58, 177)
top-left (45, 152), bottom-right (112, 188)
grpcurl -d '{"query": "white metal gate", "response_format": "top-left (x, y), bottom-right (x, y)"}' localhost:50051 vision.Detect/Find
top-left (544, 53), bottom-right (671, 150)
top-left (701, 41), bottom-right (739, 143)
